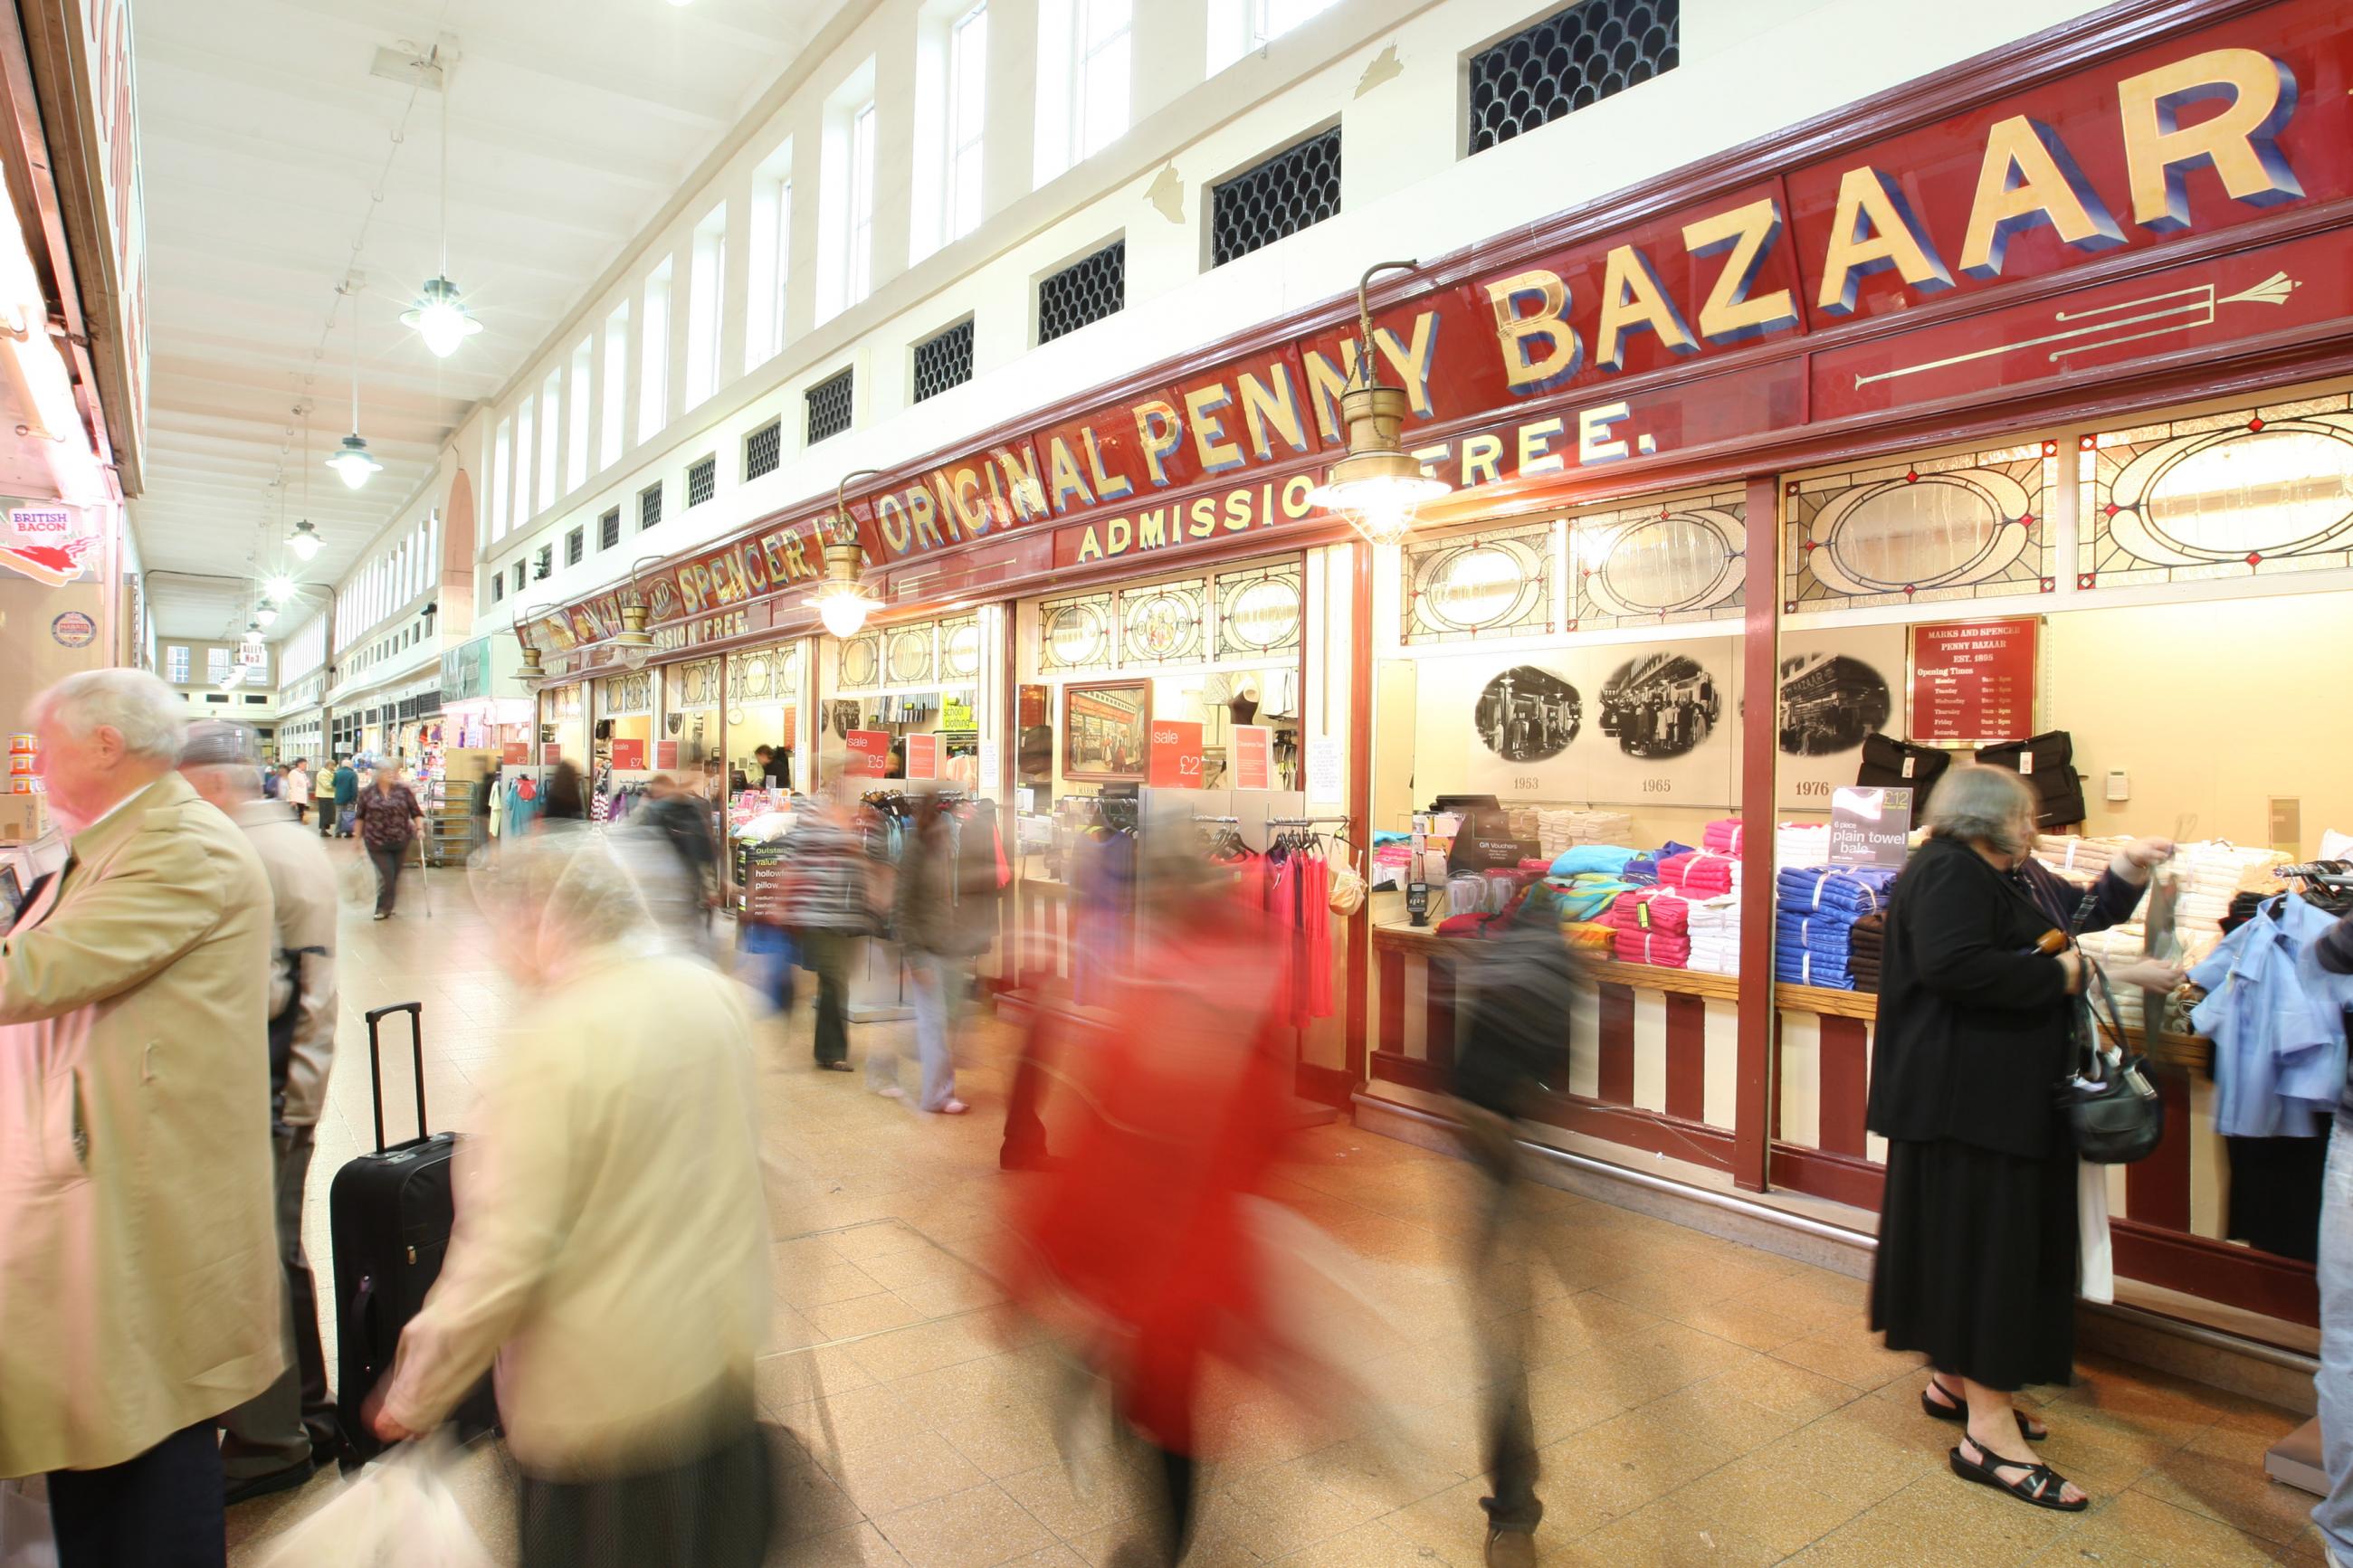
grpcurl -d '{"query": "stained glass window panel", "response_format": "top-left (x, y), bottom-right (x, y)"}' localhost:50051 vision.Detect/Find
top-left (1119, 581), bottom-right (1206, 665)
top-left (835, 632), bottom-right (882, 690)
top-left (1785, 443), bottom-right (2053, 613)
top-left (1571, 488), bottom-right (1745, 630)
top-left (2079, 392), bottom-right (2353, 589)
top-left (1403, 521), bottom-right (1556, 644)
top-left (1215, 562), bottom-right (1304, 660)
top-left (1040, 592), bottom-right (1115, 671)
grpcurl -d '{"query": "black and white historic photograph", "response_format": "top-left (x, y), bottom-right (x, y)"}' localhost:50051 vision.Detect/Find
top-left (1599, 652), bottom-right (1722, 760)
top-left (1473, 665), bottom-right (1582, 762)
top-left (1778, 651), bottom-right (1893, 756)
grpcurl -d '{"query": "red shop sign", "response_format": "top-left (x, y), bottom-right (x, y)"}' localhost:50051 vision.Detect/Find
top-left (1232, 725), bottom-right (1273, 791)
top-left (845, 729), bottom-right (891, 776)
top-left (501, 742), bottom-right (529, 765)
top-left (1910, 617), bottom-right (2038, 745)
top-left (610, 738), bottom-right (646, 770)
top-left (904, 732), bottom-right (939, 780)
top-left (1148, 720), bottom-right (1204, 789)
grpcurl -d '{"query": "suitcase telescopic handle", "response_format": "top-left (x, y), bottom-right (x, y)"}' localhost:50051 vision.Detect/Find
top-left (363, 1001), bottom-right (428, 1153)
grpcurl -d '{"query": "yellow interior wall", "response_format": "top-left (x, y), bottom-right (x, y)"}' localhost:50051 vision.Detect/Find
top-left (2046, 590), bottom-right (2353, 853)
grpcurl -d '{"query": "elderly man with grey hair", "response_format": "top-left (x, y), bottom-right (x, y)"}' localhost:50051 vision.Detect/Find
top-left (181, 719), bottom-right (342, 1500)
top-left (0, 670), bottom-right (281, 1568)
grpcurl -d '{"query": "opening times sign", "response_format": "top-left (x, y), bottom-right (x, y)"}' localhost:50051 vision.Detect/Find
top-left (1910, 618), bottom-right (2037, 745)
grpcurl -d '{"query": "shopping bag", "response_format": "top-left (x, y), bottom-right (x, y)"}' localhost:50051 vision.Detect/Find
top-left (255, 1435), bottom-right (495, 1568)
top-left (0, 1478), bottom-right (56, 1568)
top-left (338, 850), bottom-right (378, 911)
top-left (2078, 1159), bottom-right (2116, 1305)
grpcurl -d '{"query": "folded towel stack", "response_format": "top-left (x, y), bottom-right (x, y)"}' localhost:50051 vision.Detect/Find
top-left (1660, 850), bottom-right (1740, 898)
top-left (1537, 808), bottom-right (1636, 858)
top-left (1548, 845), bottom-right (1637, 878)
top-left (2168, 842), bottom-right (2290, 936)
top-left (1546, 873), bottom-right (1640, 923)
top-left (1563, 920), bottom-right (1617, 954)
top-left (2077, 923), bottom-right (2148, 1032)
top-left (1774, 865), bottom-right (1900, 990)
top-left (1848, 909), bottom-right (1888, 993)
top-left (1622, 841), bottom-right (1698, 887)
top-left (1609, 889), bottom-right (1691, 968)
top-left (1702, 818), bottom-right (1749, 858)
top-left (1776, 822), bottom-right (1832, 868)
top-left (1686, 894), bottom-right (1742, 976)
top-left (2033, 834), bottom-right (2134, 885)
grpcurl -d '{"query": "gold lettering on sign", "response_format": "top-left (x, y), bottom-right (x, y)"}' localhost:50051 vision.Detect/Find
top-left (1486, 270), bottom-right (1582, 390)
top-left (1593, 243), bottom-right (1698, 372)
top-left (1958, 117), bottom-right (2126, 279)
top-left (995, 447), bottom-right (1051, 522)
top-left (1134, 401), bottom-right (1184, 486)
top-left (1046, 435), bottom-right (1095, 513)
top-left (1816, 166), bottom-right (1956, 315)
top-left (1081, 427), bottom-right (1132, 500)
top-left (2117, 48), bottom-right (2303, 233)
top-left (1185, 384), bottom-right (1244, 473)
top-left (1302, 342), bottom-right (1359, 446)
top-left (1374, 310), bottom-right (1442, 418)
top-left (1237, 364), bottom-right (1309, 460)
top-left (1681, 197), bottom-right (1798, 347)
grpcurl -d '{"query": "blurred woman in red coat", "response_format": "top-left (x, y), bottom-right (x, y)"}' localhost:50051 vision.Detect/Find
top-left (998, 825), bottom-right (1312, 1564)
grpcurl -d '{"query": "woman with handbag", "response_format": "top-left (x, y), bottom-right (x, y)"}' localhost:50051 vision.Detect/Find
top-left (1866, 765), bottom-right (2179, 1512)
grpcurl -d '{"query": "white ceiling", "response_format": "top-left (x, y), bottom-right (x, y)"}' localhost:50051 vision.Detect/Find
top-left (130, 0), bottom-right (856, 641)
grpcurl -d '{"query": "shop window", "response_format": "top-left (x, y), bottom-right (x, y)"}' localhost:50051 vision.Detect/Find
top-left (1466, 0), bottom-right (1679, 157)
top-left (1786, 442), bottom-right (2053, 613)
top-left (565, 527), bottom-right (584, 567)
top-left (1403, 520), bottom-right (1557, 644)
top-left (938, 614), bottom-right (982, 680)
top-left (745, 418), bottom-right (784, 481)
top-left (1119, 580), bottom-right (1205, 664)
top-left (639, 482), bottom-right (664, 531)
top-left (599, 508), bottom-right (621, 551)
top-left (836, 631), bottom-right (882, 689)
top-left (805, 366), bottom-right (854, 444)
top-left (688, 454), bottom-right (718, 508)
top-left (912, 318), bottom-right (975, 404)
top-left (881, 623), bottom-right (934, 686)
top-left (669, 656), bottom-right (723, 710)
top-left (1569, 487), bottom-right (1747, 631)
top-left (1039, 590), bottom-right (1116, 671)
top-left (2079, 391), bottom-right (2353, 590)
top-left (1214, 560), bottom-right (1304, 660)
top-left (1037, 239), bottom-right (1124, 346)
top-left (727, 644), bottom-right (796, 704)
top-left (1209, 126), bottom-right (1339, 269)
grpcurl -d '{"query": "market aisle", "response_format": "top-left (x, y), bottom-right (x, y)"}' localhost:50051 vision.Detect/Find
top-left (225, 848), bottom-right (2324, 1567)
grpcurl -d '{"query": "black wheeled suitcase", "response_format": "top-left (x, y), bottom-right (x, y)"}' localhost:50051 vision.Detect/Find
top-left (329, 1002), bottom-right (492, 1465)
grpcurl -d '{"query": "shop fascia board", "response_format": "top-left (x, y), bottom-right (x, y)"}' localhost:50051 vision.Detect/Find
top-left (527, 0), bottom-right (2336, 648)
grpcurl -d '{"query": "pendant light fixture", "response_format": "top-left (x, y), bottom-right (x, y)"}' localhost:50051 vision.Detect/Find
top-left (288, 404), bottom-right (325, 559)
top-left (401, 52), bottom-right (482, 358)
top-left (255, 603), bottom-right (280, 628)
top-left (806, 469), bottom-right (885, 638)
top-left (1307, 260), bottom-right (1450, 548)
top-left (327, 287), bottom-right (384, 489)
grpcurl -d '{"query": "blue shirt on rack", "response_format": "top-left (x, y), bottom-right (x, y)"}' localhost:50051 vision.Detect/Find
top-left (2189, 893), bottom-right (2353, 1138)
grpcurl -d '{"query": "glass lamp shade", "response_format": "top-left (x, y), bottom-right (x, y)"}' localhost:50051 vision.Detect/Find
top-left (288, 523), bottom-right (323, 561)
top-left (814, 585), bottom-right (879, 639)
top-left (263, 575), bottom-right (297, 603)
top-left (326, 434), bottom-right (382, 489)
top-left (401, 277), bottom-right (482, 358)
top-left (255, 605), bottom-right (279, 627)
top-left (1306, 381), bottom-right (1449, 547)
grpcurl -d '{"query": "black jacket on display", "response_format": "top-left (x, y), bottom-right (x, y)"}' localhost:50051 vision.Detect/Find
top-left (1864, 835), bottom-right (2077, 1160)
top-left (1976, 730), bottom-right (2087, 828)
top-left (1855, 734), bottom-right (1952, 827)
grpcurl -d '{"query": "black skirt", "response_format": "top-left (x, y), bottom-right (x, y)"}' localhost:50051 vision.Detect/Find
top-left (517, 1419), bottom-right (777, 1568)
top-left (1871, 1136), bottom-right (2078, 1392)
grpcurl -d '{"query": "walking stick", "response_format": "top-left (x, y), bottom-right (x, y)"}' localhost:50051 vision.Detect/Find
top-left (415, 822), bottom-right (433, 918)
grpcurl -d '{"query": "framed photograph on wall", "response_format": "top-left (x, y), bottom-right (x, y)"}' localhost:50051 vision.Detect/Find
top-left (1063, 680), bottom-right (1150, 782)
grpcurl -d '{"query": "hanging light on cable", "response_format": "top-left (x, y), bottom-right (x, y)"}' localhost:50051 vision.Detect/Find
top-left (805, 469), bottom-right (884, 638)
top-left (326, 288), bottom-right (383, 489)
top-left (264, 574), bottom-right (298, 603)
top-left (255, 603), bottom-right (280, 628)
top-left (1307, 260), bottom-right (1450, 548)
top-left (289, 404), bottom-right (325, 557)
top-left (401, 52), bottom-right (482, 358)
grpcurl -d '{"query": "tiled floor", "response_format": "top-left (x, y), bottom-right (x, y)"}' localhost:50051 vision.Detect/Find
top-left (226, 842), bottom-right (2327, 1565)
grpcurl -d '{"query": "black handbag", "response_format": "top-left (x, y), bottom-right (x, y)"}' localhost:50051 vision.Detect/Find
top-left (2057, 908), bottom-right (2164, 1164)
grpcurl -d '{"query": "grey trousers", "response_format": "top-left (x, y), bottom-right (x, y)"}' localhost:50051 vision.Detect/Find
top-left (2314, 1123), bottom-right (2353, 1560)
top-left (219, 1127), bottom-right (321, 1479)
top-left (867, 952), bottom-right (963, 1110)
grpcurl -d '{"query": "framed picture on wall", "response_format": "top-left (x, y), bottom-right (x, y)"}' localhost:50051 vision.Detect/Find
top-left (1062, 680), bottom-right (1150, 782)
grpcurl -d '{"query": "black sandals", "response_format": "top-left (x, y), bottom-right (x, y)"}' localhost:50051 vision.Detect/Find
top-left (1949, 1437), bottom-right (2087, 1512)
top-left (1920, 1380), bottom-right (2046, 1441)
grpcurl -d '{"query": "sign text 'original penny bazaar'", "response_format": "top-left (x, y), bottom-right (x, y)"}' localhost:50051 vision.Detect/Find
top-left (527, 0), bottom-right (2353, 660)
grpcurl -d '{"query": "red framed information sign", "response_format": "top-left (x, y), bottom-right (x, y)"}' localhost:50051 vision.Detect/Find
top-left (1909, 617), bottom-right (2037, 746)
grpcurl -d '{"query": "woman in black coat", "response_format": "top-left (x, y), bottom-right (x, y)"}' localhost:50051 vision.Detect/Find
top-left (1866, 764), bottom-right (2177, 1512)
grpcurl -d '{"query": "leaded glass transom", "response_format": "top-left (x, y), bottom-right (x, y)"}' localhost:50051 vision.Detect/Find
top-left (1785, 443), bottom-right (2053, 613)
top-left (1572, 488), bottom-right (1746, 630)
top-left (1404, 521), bottom-right (1554, 644)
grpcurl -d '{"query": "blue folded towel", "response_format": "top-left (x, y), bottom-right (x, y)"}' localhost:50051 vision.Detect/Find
top-left (1775, 951), bottom-right (1856, 989)
top-left (1775, 865), bottom-right (1898, 917)
top-left (1548, 845), bottom-right (1636, 878)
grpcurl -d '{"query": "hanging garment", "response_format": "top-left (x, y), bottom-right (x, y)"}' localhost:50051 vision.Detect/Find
top-left (1855, 735), bottom-right (1953, 826)
top-left (2189, 893), bottom-right (2353, 1137)
top-left (1976, 731), bottom-right (2088, 829)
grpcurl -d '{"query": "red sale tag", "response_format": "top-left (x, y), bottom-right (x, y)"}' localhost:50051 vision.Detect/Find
top-left (1148, 720), bottom-right (1203, 789)
top-left (904, 733), bottom-right (939, 780)
top-left (1232, 725), bottom-right (1272, 791)
top-left (502, 742), bottom-right (529, 765)
top-left (610, 738), bottom-right (646, 770)
top-left (845, 729), bottom-right (891, 776)
top-left (655, 740), bottom-right (679, 770)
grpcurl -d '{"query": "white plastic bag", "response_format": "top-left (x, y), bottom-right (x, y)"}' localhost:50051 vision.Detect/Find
top-left (256, 1437), bottom-right (495, 1568)
top-left (2078, 1159), bottom-right (2115, 1306)
top-left (1, 1478), bottom-right (57, 1568)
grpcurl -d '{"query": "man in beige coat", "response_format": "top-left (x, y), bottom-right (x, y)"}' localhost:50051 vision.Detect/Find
top-left (0, 670), bottom-right (281, 1568)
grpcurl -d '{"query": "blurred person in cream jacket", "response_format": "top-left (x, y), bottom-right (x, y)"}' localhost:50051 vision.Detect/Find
top-left (0, 670), bottom-right (280, 1568)
top-left (370, 831), bottom-right (774, 1568)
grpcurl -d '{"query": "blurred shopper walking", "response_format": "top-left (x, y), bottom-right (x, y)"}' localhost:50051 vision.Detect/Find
top-left (367, 832), bottom-right (774, 1568)
top-left (1449, 888), bottom-right (1583, 1568)
top-left (617, 772), bottom-right (721, 958)
top-left (356, 759), bottom-right (424, 919)
top-left (283, 757), bottom-right (310, 827)
top-left (180, 722), bottom-right (344, 1499)
top-left (0, 671), bottom-right (282, 1568)
top-left (776, 775), bottom-right (878, 1073)
top-left (872, 785), bottom-right (995, 1112)
top-left (330, 755), bottom-right (357, 837)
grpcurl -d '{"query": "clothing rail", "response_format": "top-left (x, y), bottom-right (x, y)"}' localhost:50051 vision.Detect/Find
top-left (1265, 815), bottom-right (1349, 827)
